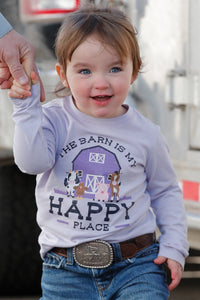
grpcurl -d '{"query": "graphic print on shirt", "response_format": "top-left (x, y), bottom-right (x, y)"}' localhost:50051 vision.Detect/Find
top-left (63, 146), bottom-right (122, 202)
top-left (64, 170), bottom-right (80, 198)
top-left (50, 138), bottom-right (137, 232)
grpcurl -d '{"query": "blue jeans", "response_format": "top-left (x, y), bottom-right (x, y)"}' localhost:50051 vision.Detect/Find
top-left (40, 243), bottom-right (169, 300)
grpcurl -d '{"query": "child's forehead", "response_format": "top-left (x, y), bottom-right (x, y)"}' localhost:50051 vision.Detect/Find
top-left (72, 34), bottom-right (128, 61)
top-left (76, 35), bottom-right (116, 52)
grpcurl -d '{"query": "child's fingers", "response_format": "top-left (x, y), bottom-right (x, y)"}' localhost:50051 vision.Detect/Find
top-left (12, 79), bottom-right (31, 90)
top-left (8, 71), bottom-right (39, 99)
top-left (168, 269), bottom-right (182, 291)
top-left (8, 84), bottom-right (31, 99)
top-left (8, 89), bottom-right (26, 99)
top-left (12, 84), bottom-right (31, 96)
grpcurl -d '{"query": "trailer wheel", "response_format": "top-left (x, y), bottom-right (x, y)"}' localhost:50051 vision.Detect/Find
top-left (0, 164), bottom-right (41, 296)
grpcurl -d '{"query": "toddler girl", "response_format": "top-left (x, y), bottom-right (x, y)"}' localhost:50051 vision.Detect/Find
top-left (9, 5), bottom-right (188, 300)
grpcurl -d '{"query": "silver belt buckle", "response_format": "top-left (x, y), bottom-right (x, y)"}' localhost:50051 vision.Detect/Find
top-left (73, 240), bottom-right (113, 269)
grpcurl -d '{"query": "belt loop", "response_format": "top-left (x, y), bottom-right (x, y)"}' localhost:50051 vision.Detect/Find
top-left (66, 248), bottom-right (73, 265)
top-left (112, 242), bottom-right (122, 263)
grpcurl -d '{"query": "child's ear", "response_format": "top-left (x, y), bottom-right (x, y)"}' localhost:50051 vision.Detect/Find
top-left (56, 63), bottom-right (69, 88)
top-left (130, 72), bottom-right (137, 85)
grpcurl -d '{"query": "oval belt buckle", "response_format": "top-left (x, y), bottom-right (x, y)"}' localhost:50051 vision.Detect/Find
top-left (73, 240), bottom-right (113, 269)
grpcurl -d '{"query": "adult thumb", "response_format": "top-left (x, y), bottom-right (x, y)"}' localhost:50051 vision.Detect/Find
top-left (8, 57), bottom-right (29, 85)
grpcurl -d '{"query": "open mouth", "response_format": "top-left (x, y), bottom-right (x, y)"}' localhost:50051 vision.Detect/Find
top-left (91, 95), bottom-right (112, 102)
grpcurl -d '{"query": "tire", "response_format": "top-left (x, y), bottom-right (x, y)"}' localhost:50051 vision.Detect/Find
top-left (0, 164), bottom-right (41, 296)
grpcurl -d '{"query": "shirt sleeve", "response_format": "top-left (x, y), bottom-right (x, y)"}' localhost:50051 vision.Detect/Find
top-left (11, 83), bottom-right (56, 174)
top-left (0, 13), bottom-right (13, 38)
top-left (146, 128), bottom-right (189, 268)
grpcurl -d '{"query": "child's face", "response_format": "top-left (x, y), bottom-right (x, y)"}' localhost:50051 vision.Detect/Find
top-left (56, 34), bottom-right (135, 118)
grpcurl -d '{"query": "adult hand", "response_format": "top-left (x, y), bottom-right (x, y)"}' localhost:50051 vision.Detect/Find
top-left (154, 256), bottom-right (183, 291)
top-left (0, 29), bottom-right (45, 101)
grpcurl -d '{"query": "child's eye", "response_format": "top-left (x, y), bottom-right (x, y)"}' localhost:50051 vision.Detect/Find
top-left (80, 69), bottom-right (91, 75)
top-left (110, 67), bottom-right (121, 73)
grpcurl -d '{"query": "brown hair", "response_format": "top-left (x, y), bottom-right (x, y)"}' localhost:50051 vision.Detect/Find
top-left (55, 5), bottom-right (142, 95)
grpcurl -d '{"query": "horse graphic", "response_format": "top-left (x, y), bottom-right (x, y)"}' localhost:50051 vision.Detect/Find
top-left (109, 171), bottom-right (121, 201)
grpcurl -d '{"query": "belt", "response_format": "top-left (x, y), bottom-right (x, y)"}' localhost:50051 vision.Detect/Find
top-left (52, 233), bottom-right (154, 269)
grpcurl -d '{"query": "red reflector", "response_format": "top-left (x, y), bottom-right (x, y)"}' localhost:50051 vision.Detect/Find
top-left (182, 180), bottom-right (199, 201)
top-left (30, 9), bottom-right (76, 15)
top-left (20, 0), bottom-right (80, 22)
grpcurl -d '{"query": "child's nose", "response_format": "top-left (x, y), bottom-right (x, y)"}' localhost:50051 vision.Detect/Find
top-left (93, 74), bottom-right (109, 90)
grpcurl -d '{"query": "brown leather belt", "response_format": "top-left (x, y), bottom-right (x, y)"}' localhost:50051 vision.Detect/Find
top-left (52, 233), bottom-right (154, 268)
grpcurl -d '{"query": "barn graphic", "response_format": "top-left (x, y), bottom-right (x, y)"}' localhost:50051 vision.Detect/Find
top-left (71, 146), bottom-right (121, 201)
